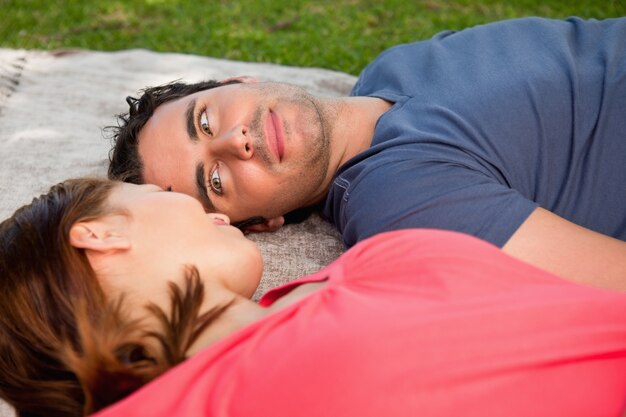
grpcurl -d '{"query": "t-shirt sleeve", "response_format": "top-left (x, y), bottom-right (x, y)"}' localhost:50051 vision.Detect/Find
top-left (337, 158), bottom-right (538, 248)
top-left (331, 16), bottom-right (626, 248)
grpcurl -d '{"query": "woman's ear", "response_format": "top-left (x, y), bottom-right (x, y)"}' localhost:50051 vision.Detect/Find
top-left (69, 216), bottom-right (131, 252)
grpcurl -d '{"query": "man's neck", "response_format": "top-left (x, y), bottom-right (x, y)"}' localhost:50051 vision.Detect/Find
top-left (296, 95), bottom-right (392, 208)
top-left (327, 96), bottom-right (392, 169)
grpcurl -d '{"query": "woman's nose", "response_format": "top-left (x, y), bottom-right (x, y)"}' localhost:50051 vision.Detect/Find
top-left (207, 213), bottom-right (231, 225)
top-left (209, 125), bottom-right (253, 160)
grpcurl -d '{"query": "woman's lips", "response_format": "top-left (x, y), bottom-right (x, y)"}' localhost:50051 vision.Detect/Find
top-left (266, 110), bottom-right (284, 161)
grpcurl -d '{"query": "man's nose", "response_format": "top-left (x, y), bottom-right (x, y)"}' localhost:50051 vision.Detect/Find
top-left (209, 125), bottom-right (254, 160)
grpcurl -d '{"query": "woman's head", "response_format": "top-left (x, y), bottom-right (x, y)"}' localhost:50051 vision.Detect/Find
top-left (73, 182), bottom-right (263, 307)
top-left (0, 178), bottom-right (263, 416)
top-left (0, 179), bottom-right (114, 416)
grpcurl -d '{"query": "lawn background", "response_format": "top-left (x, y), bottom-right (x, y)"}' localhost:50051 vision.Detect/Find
top-left (2, 0), bottom-right (625, 75)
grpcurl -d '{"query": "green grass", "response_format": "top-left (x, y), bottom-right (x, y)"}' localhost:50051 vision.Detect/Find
top-left (2, 0), bottom-right (625, 75)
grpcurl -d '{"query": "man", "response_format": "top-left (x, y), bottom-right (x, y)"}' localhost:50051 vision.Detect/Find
top-left (108, 17), bottom-right (626, 290)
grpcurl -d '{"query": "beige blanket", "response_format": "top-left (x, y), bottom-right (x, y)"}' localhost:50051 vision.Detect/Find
top-left (0, 48), bottom-right (352, 416)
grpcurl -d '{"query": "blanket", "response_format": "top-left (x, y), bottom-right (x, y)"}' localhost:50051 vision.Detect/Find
top-left (0, 47), bottom-right (352, 417)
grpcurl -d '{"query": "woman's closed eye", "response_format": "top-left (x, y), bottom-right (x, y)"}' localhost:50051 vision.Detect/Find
top-left (199, 107), bottom-right (213, 136)
top-left (208, 164), bottom-right (223, 195)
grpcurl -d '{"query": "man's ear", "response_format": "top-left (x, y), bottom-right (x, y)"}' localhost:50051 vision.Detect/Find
top-left (69, 217), bottom-right (131, 253)
top-left (245, 216), bottom-right (285, 234)
top-left (220, 75), bottom-right (258, 84)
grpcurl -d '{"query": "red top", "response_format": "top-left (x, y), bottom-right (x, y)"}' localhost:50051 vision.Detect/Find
top-left (95, 230), bottom-right (626, 417)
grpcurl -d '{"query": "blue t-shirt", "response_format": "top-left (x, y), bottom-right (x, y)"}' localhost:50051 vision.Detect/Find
top-left (323, 17), bottom-right (626, 248)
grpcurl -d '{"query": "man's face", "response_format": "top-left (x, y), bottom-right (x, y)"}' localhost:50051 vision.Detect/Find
top-left (138, 81), bottom-right (333, 223)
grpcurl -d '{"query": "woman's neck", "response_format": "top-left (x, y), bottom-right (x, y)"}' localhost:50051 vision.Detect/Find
top-left (185, 286), bottom-right (265, 356)
top-left (186, 281), bottom-right (327, 356)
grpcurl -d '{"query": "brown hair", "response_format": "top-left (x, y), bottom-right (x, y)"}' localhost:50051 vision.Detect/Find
top-left (0, 178), bottom-right (226, 417)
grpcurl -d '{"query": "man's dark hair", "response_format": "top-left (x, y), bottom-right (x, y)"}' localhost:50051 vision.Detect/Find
top-left (107, 79), bottom-right (241, 184)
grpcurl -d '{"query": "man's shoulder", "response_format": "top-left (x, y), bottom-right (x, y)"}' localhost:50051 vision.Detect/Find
top-left (353, 16), bottom-right (623, 98)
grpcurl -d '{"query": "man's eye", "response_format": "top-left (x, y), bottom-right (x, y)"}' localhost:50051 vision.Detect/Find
top-left (200, 111), bottom-right (212, 135)
top-left (209, 166), bottom-right (223, 195)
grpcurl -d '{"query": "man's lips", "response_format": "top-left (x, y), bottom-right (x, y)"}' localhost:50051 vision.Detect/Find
top-left (265, 110), bottom-right (285, 161)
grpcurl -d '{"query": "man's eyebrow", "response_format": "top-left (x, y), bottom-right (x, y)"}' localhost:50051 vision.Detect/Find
top-left (186, 98), bottom-right (199, 142)
top-left (195, 162), bottom-right (215, 212)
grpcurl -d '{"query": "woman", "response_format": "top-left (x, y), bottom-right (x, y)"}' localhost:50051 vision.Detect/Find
top-left (1, 178), bottom-right (626, 417)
